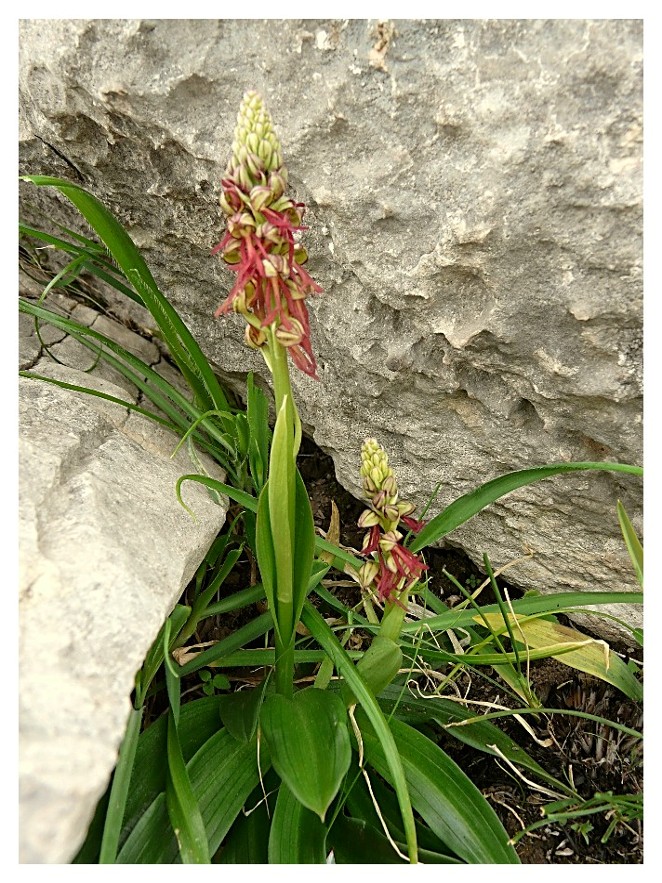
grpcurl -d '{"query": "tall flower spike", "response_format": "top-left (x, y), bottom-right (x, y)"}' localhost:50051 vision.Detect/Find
top-left (357, 439), bottom-right (427, 604)
top-left (213, 91), bottom-right (323, 379)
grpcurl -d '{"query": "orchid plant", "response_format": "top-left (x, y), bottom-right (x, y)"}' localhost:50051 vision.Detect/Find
top-left (18, 91), bottom-right (643, 864)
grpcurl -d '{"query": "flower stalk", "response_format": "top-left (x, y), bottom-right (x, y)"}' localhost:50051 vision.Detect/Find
top-left (215, 92), bottom-right (319, 696)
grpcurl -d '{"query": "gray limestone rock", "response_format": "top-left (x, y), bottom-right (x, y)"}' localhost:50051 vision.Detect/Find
top-left (19, 305), bottom-right (228, 863)
top-left (19, 19), bottom-right (642, 642)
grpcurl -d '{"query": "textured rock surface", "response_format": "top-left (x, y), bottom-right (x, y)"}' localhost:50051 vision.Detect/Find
top-left (19, 19), bottom-right (642, 637)
top-left (19, 294), bottom-right (228, 863)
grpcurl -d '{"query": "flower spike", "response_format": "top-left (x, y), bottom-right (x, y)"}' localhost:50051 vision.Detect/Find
top-left (356, 439), bottom-right (427, 604)
top-left (213, 91), bottom-right (322, 379)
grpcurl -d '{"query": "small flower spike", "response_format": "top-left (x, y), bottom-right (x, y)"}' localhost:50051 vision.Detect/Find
top-left (213, 91), bottom-right (322, 379)
top-left (357, 439), bottom-right (427, 604)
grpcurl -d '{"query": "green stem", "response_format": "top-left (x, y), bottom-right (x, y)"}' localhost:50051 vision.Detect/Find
top-left (267, 330), bottom-right (301, 458)
top-left (275, 632), bottom-right (295, 699)
top-left (380, 598), bottom-right (408, 642)
top-left (265, 329), bottom-right (301, 695)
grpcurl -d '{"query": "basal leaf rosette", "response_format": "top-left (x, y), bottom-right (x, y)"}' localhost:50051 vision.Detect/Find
top-left (213, 91), bottom-right (322, 379)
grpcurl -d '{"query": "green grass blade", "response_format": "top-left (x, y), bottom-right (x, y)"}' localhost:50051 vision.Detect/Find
top-left (300, 602), bottom-right (419, 864)
top-left (20, 299), bottom-right (237, 467)
top-left (617, 500), bottom-right (643, 586)
top-left (410, 462), bottom-right (643, 553)
top-left (21, 175), bottom-right (230, 414)
top-left (400, 590), bottom-right (643, 635)
top-left (165, 711), bottom-right (210, 863)
top-left (98, 706), bottom-right (143, 863)
top-left (175, 611), bottom-right (273, 676)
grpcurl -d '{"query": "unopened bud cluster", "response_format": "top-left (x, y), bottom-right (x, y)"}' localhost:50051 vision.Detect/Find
top-left (357, 439), bottom-right (427, 603)
top-left (213, 91), bottom-right (322, 378)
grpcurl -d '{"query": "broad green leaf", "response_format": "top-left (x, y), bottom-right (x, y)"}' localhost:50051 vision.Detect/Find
top-left (410, 461), bottom-right (642, 553)
top-left (121, 697), bottom-right (223, 847)
top-left (216, 781), bottom-right (272, 863)
top-left (255, 481), bottom-right (278, 636)
top-left (329, 813), bottom-right (460, 864)
top-left (477, 613), bottom-right (643, 702)
top-left (260, 687), bottom-right (351, 821)
top-left (377, 685), bottom-right (573, 795)
top-left (218, 678), bottom-right (268, 743)
top-left (268, 396), bottom-right (296, 637)
top-left (268, 784), bottom-right (328, 864)
top-left (300, 603), bottom-right (418, 863)
top-left (617, 500), bottom-right (643, 587)
top-left (117, 729), bottom-right (267, 862)
top-left (358, 712), bottom-right (519, 864)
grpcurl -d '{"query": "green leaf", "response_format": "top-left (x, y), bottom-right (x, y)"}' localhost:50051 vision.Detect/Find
top-left (216, 781), bottom-right (273, 863)
top-left (477, 613), bottom-right (643, 702)
top-left (219, 678), bottom-right (269, 743)
top-left (300, 603), bottom-right (418, 863)
top-left (268, 783), bottom-right (328, 863)
top-left (163, 624), bottom-right (210, 863)
top-left (342, 635), bottom-right (403, 706)
top-left (255, 481), bottom-right (278, 636)
top-left (358, 712), bottom-right (519, 864)
top-left (400, 590), bottom-right (643, 635)
top-left (246, 372), bottom-right (271, 492)
top-left (617, 500), bottom-right (643, 587)
top-left (377, 685), bottom-right (572, 795)
top-left (329, 813), bottom-right (460, 864)
top-left (98, 706), bottom-right (143, 863)
top-left (118, 696), bottom-right (223, 852)
top-left (117, 729), bottom-right (267, 862)
top-left (259, 687), bottom-right (351, 821)
top-left (291, 468), bottom-right (316, 630)
top-left (165, 711), bottom-right (210, 863)
top-left (267, 396), bottom-right (296, 638)
top-left (21, 176), bottom-right (230, 415)
top-left (411, 461), bottom-right (643, 553)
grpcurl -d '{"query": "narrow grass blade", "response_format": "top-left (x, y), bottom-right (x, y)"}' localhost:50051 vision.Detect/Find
top-left (617, 500), bottom-right (643, 587)
top-left (268, 784), bottom-right (328, 864)
top-left (400, 590), bottom-right (643, 635)
top-left (410, 462), bottom-right (643, 553)
top-left (98, 705), bottom-right (143, 864)
top-left (21, 175), bottom-right (231, 414)
top-left (165, 711), bottom-right (210, 863)
top-left (478, 613), bottom-right (643, 701)
top-left (162, 622), bottom-right (210, 863)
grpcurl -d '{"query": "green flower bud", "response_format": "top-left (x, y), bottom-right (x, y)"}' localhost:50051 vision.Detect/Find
top-left (245, 324), bottom-right (267, 349)
top-left (357, 560), bottom-right (380, 589)
top-left (358, 508), bottom-right (380, 528)
top-left (275, 318), bottom-right (305, 347)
